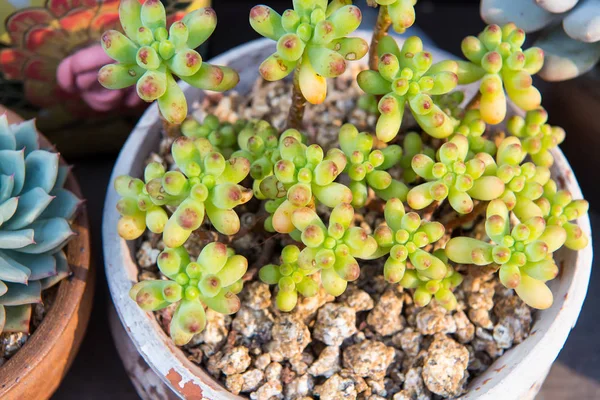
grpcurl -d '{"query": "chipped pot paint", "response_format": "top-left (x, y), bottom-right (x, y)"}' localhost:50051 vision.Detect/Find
top-left (102, 32), bottom-right (593, 399)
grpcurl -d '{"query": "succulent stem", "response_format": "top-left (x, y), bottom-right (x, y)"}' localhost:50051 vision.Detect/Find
top-left (369, 6), bottom-right (392, 71)
top-left (286, 66), bottom-right (307, 130)
top-left (160, 109), bottom-right (181, 139)
top-left (443, 201), bottom-right (488, 231)
top-left (462, 91), bottom-right (482, 117)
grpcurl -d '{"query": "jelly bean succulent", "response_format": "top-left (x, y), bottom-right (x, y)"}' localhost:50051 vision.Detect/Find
top-left (407, 135), bottom-right (505, 214)
top-left (374, 198), bottom-right (447, 284)
top-left (259, 132), bottom-right (352, 233)
top-left (399, 249), bottom-right (463, 310)
top-left (259, 244), bottom-right (320, 311)
top-left (0, 116), bottom-right (80, 334)
top-left (338, 123), bottom-right (407, 207)
top-left (507, 107), bottom-right (565, 167)
top-left (358, 36), bottom-right (459, 142)
top-left (287, 203), bottom-right (378, 297)
top-left (181, 114), bottom-right (247, 158)
top-left (130, 243), bottom-right (247, 345)
top-left (456, 23), bottom-right (544, 125)
top-left (98, 0), bottom-right (239, 124)
top-left (446, 200), bottom-right (566, 309)
top-left (481, 0), bottom-right (600, 81)
top-left (249, 0), bottom-right (369, 127)
top-left (117, 137), bottom-right (252, 247)
top-left (110, 1), bottom-right (591, 347)
top-left (536, 180), bottom-right (590, 251)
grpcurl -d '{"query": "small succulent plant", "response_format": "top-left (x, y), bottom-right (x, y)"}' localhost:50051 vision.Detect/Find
top-left (287, 203), bottom-right (378, 297)
top-left (445, 199), bottom-right (565, 309)
top-left (181, 114), bottom-right (246, 158)
top-left (0, 116), bottom-right (80, 334)
top-left (456, 23), bottom-right (544, 125)
top-left (338, 123), bottom-right (407, 207)
top-left (358, 36), bottom-right (459, 142)
top-left (399, 249), bottom-right (463, 310)
top-left (104, 1), bottom-right (590, 347)
top-left (130, 243), bottom-right (247, 345)
top-left (259, 133), bottom-right (352, 233)
top-left (98, 0), bottom-right (239, 123)
top-left (407, 134), bottom-right (505, 214)
top-left (481, 0), bottom-right (600, 81)
top-left (507, 107), bottom-right (565, 167)
top-left (374, 198), bottom-right (447, 284)
top-left (260, 244), bottom-right (319, 311)
top-left (249, 0), bottom-right (369, 127)
top-left (115, 136), bottom-right (252, 247)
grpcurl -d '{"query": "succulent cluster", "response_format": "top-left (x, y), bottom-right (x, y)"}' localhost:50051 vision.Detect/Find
top-left (339, 123), bottom-right (407, 207)
top-left (115, 136), bottom-right (252, 247)
top-left (457, 23), bottom-right (544, 124)
top-left (0, 116), bottom-right (79, 334)
top-left (481, 0), bottom-right (600, 81)
top-left (250, 0), bottom-right (369, 105)
top-left (446, 199), bottom-right (564, 309)
top-left (104, 1), bottom-right (590, 346)
top-left (131, 243), bottom-right (247, 345)
top-left (358, 36), bottom-right (459, 142)
top-left (98, 0), bottom-right (239, 123)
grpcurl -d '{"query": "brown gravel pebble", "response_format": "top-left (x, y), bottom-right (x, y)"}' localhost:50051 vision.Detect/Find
top-left (250, 380), bottom-right (283, 400)
top-left (341, 286), bottom-right (375, 312)
top-left (422, 334), bottom-right (470, 397)
top-left (367, 287), bottom-right (405, 337)
top-left (215, 346), bottom-right (252, 376)
top-left (415, 304), bottom-right (457, 335)
top-left (392, 328), bottom-right (422, 358)
top-left (241, 282), bottom-right (272, 311)
top-left (314, 374), bottom-right (359, 400)
top-left (343, 340), bottom-right (396, 380)
top-left (309, 346), bottom-right (342, 378)
top-left (454, 310), bottom-right (476, 344)
top-left (313, 303), bottom-right (357, 346)
top-left (231, 306), bottom-right (274, 342)
top-left (267, 314), bottom-right (311, 361)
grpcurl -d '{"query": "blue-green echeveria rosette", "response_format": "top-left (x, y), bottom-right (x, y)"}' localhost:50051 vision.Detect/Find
top-left (0, 115), bottom-right (80, 334)
top-left (249, 0), bottom-right (369, 104)
top-left (98, 0), bottom-right (239, 124)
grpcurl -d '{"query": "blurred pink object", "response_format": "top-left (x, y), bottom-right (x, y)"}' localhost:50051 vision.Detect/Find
top-left (57, 44), bottom-right (142, 112)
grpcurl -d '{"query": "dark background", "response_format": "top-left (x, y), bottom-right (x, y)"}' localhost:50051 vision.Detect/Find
top-left (52, 1), bottom-right (599, 398)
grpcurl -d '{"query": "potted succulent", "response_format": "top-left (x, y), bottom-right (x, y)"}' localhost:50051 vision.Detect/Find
top-left (0, 106), bottom-right (93, 399)
top-left (102, 1), bottom-right (592, 399)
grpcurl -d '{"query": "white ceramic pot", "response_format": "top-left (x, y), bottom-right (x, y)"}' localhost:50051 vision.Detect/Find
top-left (102, 32), bottom-right (593, 399)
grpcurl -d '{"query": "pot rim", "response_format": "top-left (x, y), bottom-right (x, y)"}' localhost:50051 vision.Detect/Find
top-left (102, 33), bottom-right (593, 400)
top-left (0, 117), bottom-right (93, 396)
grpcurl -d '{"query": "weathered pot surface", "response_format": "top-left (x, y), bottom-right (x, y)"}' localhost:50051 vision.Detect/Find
top-left (0, 107), bottom-right (94, 400)
top-left (102, 33), bottom-right (593, 400)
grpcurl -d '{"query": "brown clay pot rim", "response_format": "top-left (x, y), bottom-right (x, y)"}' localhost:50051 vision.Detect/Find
top-left (0, 113), bottom-right (93, 396)
top-left (103, 34), bottom-right (593, 400)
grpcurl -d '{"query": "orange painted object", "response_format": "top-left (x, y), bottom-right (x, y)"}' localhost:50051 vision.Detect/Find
top-left (0, 106), bottom-right (94, 400)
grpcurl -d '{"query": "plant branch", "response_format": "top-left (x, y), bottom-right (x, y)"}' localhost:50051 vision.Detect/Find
top-left (461, 91), bottom-right (482, 117)
top-left (159, 109), bottom-right (180, 139)
top-left (443, 201), bottom-right (488, 231)
top-left (369, 6), bottom-right (392, 71)
top-left (286, 66), bottom-right (307, 130)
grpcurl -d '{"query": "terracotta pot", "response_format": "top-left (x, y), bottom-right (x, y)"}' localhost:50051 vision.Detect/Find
top-left (102, 33), bottom-right (593, 399)
top-left (0, 107), bottom-right (94, 400)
